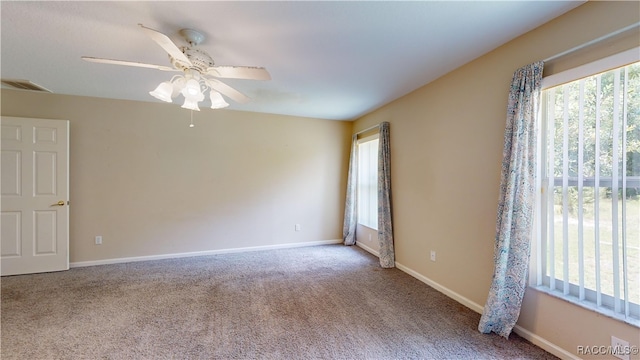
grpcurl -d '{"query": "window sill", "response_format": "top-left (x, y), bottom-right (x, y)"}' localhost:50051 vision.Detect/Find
top-left (356, 223), bottom-right (378, 231)
top-left (529, 285), bottom-right (640, 329)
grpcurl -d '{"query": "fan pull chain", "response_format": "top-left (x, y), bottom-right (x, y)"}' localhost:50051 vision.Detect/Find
top-left (189, 110), bottom-right (195, 128)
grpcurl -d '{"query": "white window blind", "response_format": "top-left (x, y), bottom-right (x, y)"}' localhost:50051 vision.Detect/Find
top-left (537, 56), bottom-right (640, 324)
top-left (357, 137), bottom-right (378, 229)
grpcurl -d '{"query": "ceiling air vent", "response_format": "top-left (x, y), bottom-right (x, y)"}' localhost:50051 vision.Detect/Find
top-left (1, 79), bottom-right (52, 93)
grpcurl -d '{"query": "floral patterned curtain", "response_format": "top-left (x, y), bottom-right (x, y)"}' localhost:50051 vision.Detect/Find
top-left (343, 134), bottom-right (358, 246)
top-left (377, 122), bottom-right (395, 268)
top-left (478, 61), bottom-right (544, 338)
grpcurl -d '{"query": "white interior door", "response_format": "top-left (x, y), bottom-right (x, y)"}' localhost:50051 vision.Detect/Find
top-left (1, 117), bottom-right (69, 276)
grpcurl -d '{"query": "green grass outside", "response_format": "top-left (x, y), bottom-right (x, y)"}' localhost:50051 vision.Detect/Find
top-left (548, 195), bottom-right (639, 306)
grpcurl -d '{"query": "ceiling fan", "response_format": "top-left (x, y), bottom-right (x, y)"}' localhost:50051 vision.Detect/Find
top-left (82, 24), bottom-right (270, 111)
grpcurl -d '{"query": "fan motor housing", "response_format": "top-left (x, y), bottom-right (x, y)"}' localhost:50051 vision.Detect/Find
top-left (171, 48), bottom-right (214, 72)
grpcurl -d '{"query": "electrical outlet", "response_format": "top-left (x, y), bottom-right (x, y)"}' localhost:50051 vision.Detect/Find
top-left (368, 234), bottom-right (372, 242)
top-left (430, 251), bottom-right (436, 262)
top-left (611, 336), bottom-right (630, 360)
top-left (95, 236), bottom-right (102, 245)
top-left (295, 224), bottom-right (301, 232)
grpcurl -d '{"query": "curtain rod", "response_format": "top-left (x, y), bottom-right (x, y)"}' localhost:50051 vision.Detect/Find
top-left (544, 22), bottom-right (640, 63)
top-left (354, 123), bottom-right (380, 135)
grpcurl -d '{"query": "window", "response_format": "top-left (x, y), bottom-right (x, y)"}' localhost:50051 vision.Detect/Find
top-left (536, 54), bottom-right (639, 324)
top-left (357, 136), bottom-right (378, 229)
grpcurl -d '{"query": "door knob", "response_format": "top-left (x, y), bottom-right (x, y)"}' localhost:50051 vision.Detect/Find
top-left (53, 201), bottom-right (65, 206)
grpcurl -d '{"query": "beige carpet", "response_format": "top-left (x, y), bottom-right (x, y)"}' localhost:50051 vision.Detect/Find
top-left (1, 245), bottom-right (556, 359)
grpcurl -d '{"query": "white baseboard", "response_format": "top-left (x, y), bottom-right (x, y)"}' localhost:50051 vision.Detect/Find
top-left (355, 241), bottom-right (380, 257)
top-left (512, 324), bottom-right (579, 360)
top-left (395, 261), bottom-right (484, 314)
top-left (394, 261), bottom-right (576, 360)
top-left (70, 239), bottom-right (342, 268)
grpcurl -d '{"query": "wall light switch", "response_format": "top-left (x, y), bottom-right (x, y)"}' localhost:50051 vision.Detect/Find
top-left (430, 251), bottom-right (436, 262)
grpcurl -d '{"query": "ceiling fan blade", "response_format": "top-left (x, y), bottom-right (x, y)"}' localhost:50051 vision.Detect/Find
top-left (138, 24), bottom-right (192, 67)
top-left (205, 79), bottom-right (250, 104)
top-left (206, 66), bottom-right (271, 81)
top-left (81, 56), bottom-right (178, 71)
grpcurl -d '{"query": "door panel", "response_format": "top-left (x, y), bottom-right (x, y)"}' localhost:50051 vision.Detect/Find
top-left (1, 151), bottom-right (21, 196)
top-left (34, 210), bottom-right (57, 254)
top-left (34, 151), bottom-right (57, 195)
top-left (1, 212), bottom-right (21, 257)
top-left (1, 117), bottom-right (69, 275)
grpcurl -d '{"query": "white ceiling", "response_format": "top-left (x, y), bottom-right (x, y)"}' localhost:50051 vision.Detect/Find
top-left (1, 1), bottom-right (584, 121)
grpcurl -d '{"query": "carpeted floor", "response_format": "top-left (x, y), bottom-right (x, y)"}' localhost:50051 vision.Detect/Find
top-left (1, 245), bottom-right (556, 359)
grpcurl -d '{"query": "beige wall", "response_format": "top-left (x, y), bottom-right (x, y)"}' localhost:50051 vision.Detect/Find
top-left (356, 224), bottom-right (379, 255)
top-left (1, 91), bottom-right (352, 263)
top-left (353, 1), bottom-right (639, 358)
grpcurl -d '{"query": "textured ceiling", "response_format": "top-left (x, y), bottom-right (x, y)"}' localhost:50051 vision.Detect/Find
top-left (1, 1), bottom-right (584, 120)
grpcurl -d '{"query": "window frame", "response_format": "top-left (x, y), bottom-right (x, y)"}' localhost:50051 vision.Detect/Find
top-left (356, 134), bottom-right (379, 230)
top-left (533, 48), bottom-right (640, 327)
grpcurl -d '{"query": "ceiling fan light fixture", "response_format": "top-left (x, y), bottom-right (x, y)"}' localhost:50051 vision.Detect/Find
top-left (182, 78), bottom-right (202, 98)
top-left (210, 91), bottom-right (229, 109)
top-left (83, 23), bottom-right (269, 121)
top-left (171, 77), bottom-right (186, 98)
top-left (181, 90), bottom-right (204, 111)
top-left (181, 97), bottom-right (201, 111)
top-left (149, 81), bottom-right (174, 102)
